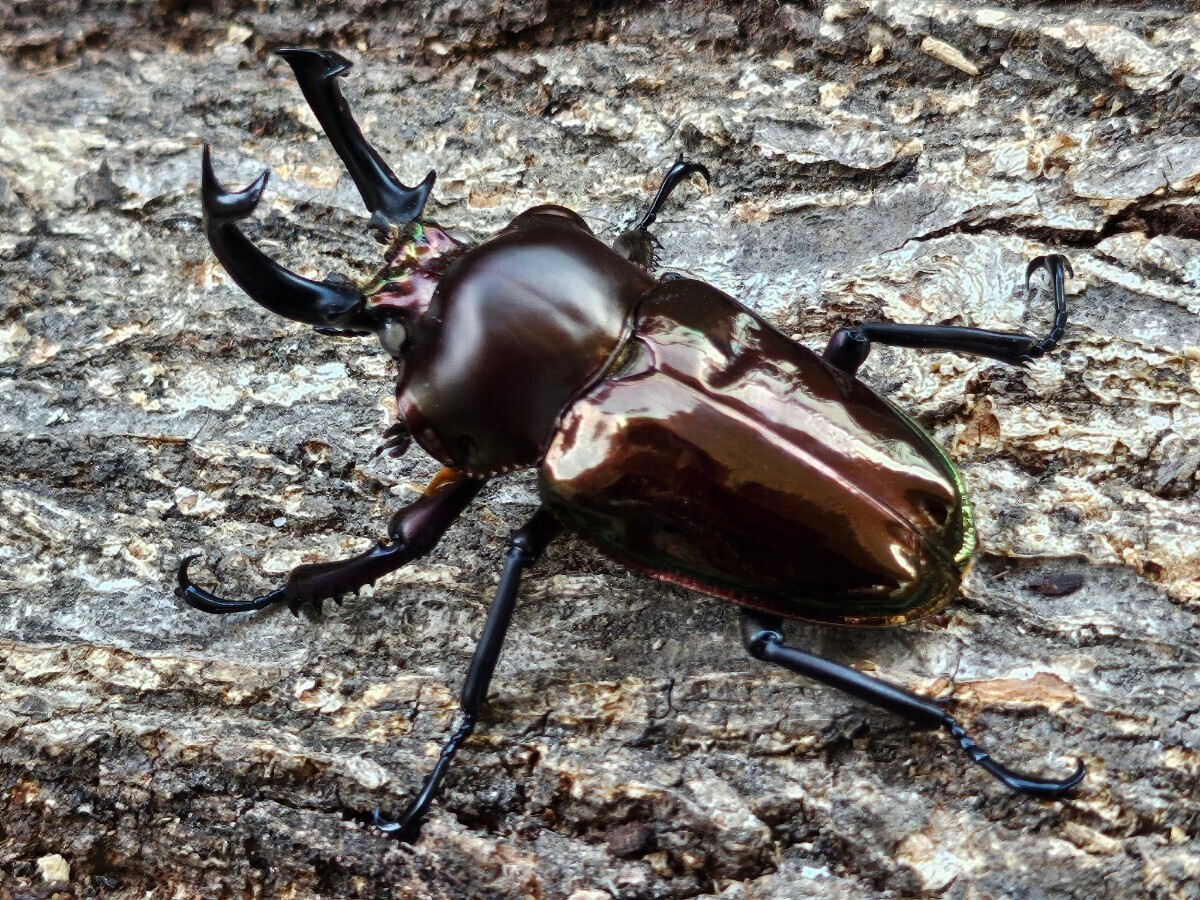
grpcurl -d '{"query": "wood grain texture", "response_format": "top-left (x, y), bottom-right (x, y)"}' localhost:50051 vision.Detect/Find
top-left (2, 3), bottom-right (1198, 897)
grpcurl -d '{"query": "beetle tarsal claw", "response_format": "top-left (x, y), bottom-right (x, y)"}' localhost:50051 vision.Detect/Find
top-left (274, 47), bottom-right (354, 80)
top-left (1025, 252), bottom-right (1074, 290)
top-left (1016, 252), bottom-right (1072, 363)
top-left (372, 808), bottom-right (422, 843)
top-left (631, 157), bottom-right (712, 235)
top-left (943, 717), bottom-right (1086, 798)
top-left (373, 422), bottom-right (413, 459)
top-left (175, 554), bottom-right (284, 614)
top-left (973, 754), bottom-right (1087, 799)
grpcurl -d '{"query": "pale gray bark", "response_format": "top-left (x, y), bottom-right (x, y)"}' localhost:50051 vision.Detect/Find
top-left (2, 2), bottom-right (1199, 898)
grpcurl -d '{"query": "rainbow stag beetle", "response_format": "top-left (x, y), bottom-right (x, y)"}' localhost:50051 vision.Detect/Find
top-left (179, 48), bottom-right (1085, 841)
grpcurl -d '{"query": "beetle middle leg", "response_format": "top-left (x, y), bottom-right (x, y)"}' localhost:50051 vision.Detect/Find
top-left (372, 508), bottom-right (564, 842)
top-left (176, 469), bottom-right (484, 615)
top-left (612, 157), bottom-right (711, 269)
top-left (740, 610), bottom-right (1085, 798)
top-left (823, 255), bottom-right (1072, 375)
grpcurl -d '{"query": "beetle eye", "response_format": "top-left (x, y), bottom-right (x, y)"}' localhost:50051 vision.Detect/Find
top-left (377, 319), bottom-right (409, 358)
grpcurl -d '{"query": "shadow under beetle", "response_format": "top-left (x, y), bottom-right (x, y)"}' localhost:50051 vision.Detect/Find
top-left (179, 48), bottom-right (1085, 841)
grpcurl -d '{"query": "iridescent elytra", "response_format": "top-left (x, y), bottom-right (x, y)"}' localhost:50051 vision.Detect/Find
top-left (178, 48), bottom-right (1084, 842)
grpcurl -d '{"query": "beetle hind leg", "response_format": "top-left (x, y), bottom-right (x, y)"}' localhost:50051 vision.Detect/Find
top-left (823, 254), bottom-right (1073, 375)
top-left (612, 158), bottom-right (710, 270)
top-left (740, 610), bottom-right (1086, 799)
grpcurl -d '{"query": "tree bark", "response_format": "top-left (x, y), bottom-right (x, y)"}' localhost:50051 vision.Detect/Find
top-left (2, 2), bottom-right (1199, 897)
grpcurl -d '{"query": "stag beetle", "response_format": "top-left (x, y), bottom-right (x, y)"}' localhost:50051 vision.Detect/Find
top-left (179, 48), bottom-right (1085, 842)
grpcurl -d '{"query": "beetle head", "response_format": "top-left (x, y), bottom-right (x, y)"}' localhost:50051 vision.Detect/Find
top-left (361, 222), bottom-right (467, 358)
top-left (200, 48), bottom-right (466, 353)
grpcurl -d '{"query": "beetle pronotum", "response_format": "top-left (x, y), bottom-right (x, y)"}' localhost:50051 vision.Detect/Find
top-left (179, 49), bottom-right (1084, 841)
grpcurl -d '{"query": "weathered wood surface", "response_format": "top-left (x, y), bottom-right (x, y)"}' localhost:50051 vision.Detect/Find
top-left (2, 2), bottom-right (1199, 897)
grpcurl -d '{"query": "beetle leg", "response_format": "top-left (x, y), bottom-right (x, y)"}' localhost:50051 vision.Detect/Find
top-left (275, 48), bottom-right (435, 238)
top-left (612, 158), bottom-right (711, 270)
top-left (740, 610), bottom-right (1086, 799)
top-left (822, 255), bottom-right (1072, 375)
top-left (201, 145), bottom-right (372, 333)
top-left (176, 469), bottom-right (484, 616)
top-left (372, 508), bottom-right (563, 842)
top-left (372, 421), bottom-right (413, 459)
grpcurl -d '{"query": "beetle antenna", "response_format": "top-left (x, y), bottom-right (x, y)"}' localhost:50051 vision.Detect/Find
top-left (632, 157), bottom-right (711, 234)
top-left (276, 48), bottom-right (436, 239)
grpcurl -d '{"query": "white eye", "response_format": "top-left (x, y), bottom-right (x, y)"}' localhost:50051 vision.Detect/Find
top-left (377, 319), bottom-right (408, 358)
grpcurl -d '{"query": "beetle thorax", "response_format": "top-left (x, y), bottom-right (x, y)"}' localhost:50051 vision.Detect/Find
top-left (391, 209), bottom-right (655, 477)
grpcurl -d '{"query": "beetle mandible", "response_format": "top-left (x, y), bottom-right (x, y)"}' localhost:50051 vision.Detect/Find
top-left (179, 48), bottom-right (1085, 842)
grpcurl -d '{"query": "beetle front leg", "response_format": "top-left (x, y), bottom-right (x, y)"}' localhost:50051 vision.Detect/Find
top-left (176, 469), bottom-right (485, 615)
top-left (612, 158), bottom-right (710, 270)
top-left (740, 610), bottom-right (1086, 799)
top-left (823, 255), bottom-right (1072, 375)
top-left (372, 508), bottom-right (564, 842)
